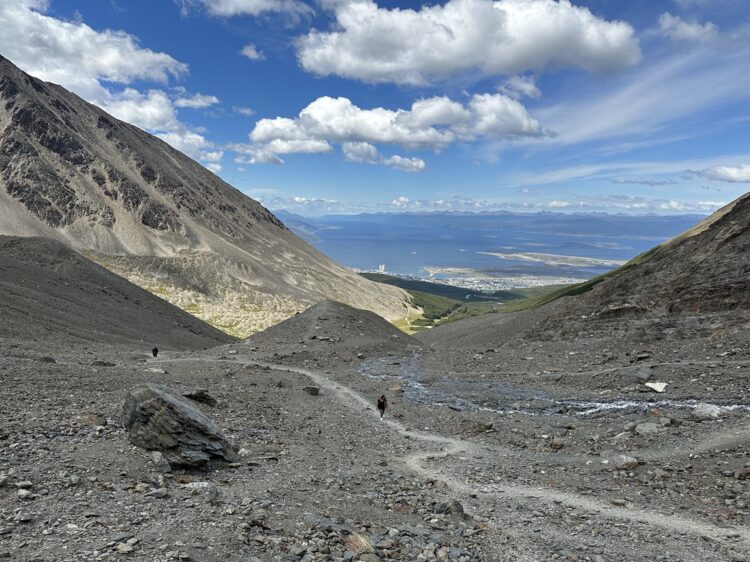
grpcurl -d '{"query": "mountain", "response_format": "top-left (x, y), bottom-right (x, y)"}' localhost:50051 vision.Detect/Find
top-left (0, 235), bottom-right (232, 347)
top-left (0, 55), bottom-right (412, 336)
top-left (418, 191), bottom-right (750, 347)
top-left (273, 210), bottom-right (332, 244)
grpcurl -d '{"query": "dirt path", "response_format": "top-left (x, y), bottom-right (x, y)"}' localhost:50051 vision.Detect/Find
top-left (156, 355), bottom-right (750, 547)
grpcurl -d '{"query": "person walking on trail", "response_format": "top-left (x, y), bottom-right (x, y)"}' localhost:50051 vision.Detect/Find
top-left (377, 394), bottom-right (387, 420)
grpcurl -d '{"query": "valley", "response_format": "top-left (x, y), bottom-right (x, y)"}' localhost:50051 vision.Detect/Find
top-left (0, 28), bottom-right (749, 562)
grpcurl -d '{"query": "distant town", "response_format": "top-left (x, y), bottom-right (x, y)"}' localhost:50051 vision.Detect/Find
top-left (352, 266), bottom-right (585, 292)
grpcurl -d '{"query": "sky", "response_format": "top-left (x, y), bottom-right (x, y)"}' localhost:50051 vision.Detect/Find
top-left (0, 0), bottom-right (749, 216)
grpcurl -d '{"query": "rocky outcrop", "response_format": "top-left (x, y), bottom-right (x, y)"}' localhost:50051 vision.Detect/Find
top-left (123, 384), bottom-right (238, 469)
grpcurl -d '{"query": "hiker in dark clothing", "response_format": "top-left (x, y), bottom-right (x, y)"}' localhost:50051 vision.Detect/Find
top-left (152, 347), bottom-right (159, 358)
top-left (377, 395), bottom-right (387, 419)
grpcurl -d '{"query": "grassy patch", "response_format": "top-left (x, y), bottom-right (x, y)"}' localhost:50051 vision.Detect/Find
top-left (364, 272), bottom-right (569, 331)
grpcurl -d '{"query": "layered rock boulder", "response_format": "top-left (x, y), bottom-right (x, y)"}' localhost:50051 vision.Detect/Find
top-left (123, 384), bottom-right (238, 469)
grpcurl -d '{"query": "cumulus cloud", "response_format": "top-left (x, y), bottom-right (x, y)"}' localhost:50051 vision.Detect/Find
top-left (241, 93), bottom-right (542, 168)
top-left (659, 12), bottom-right (717, 42)
top-left (178, 0), bottom-right (312, 18)
top-left (245, 93), bottom-right (542, 167)
top-left (389, 194), bottom-right (724, 214)
top-left (697, 164), bottom-right (750, 183)
top-left (240, 44), bottom-right (265, 60)
top-left (0, 0), bottom-right (186, 100)
top-left (205, 163), bottom-right (222, 173)
top-left (342, 142), bottom-right (425, 172)
top-left (174, 92), bottom-right (220, 108)
top-left (296, 0), bottom-right (640, 85)
top-left (231, 139), bottom-right (332, 165)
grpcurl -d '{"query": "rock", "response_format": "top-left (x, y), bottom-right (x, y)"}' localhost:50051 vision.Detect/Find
top-left (90, 360), bottom-right (115, 367)
top-left (359, 554), bottom-right (379, 562)
top-left (635, 422), bottom-right (661, 435)
top-left (37, 356), bottom-right (56, 363)
top-left (614, 455), bottom-right (639, 470)
top-left (692, 404), bottom-right (721, 421)
top-left (85, 413), bottom-right (107, 427)
top-left (303, 386), bottom-right (320, 396)
top-left (116, 543), bottom-right (134, 554)
top-left (344, 532), bottom-right (375, 555)
top-left (151, 451), bottom-right (172, 472)
top-left (16, 481), bottom-right (33, 489)
top-left (435, 500), bottom-right (467, 519)
top-left (612, 431), bottom-right (631, 442)
top-left (123, 383), bottom-right (238, 469)
top-left (644, 382), bottom-right (667, 393)
top-left (146, 487), bottom-right (168, 498)
top-left (182, 389), bottom-right (218, 407)
top-left (550, 437), bottom-right (565, 450)
top-left (17, 489), bottom-right (32, 499)
top-left (636, 369), bottom-right (652, 383)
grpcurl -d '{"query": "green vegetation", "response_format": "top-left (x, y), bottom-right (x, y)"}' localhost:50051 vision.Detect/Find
top-left (363, 247), bottom-right (663, 330)
top-left (360, 272), bottom-right (548, 302)
top-left (495, 245), bottom-right (662, 314)
top-left (361, 272), bottom-right (568, 331)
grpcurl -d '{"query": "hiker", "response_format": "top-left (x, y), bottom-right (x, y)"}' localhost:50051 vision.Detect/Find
top-left (152, 347), bottom-right (159, 358)
top-left (377, 394), bottom-right (387, 419)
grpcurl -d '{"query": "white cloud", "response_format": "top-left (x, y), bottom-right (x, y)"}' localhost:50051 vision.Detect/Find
top-left (698, 165), bottom-right (750, 183)
top-left (342, 142), bottom-right (425, 172)
top-left (245, 93), bottom-right (542, 166)
top-left (174, 92), bottom-right (220, 108)
top-left (234, 106), bottom-right (256, 116)
top-left (157, 130), bottom-right (212, 159)
top-left (342, 141), bottom-right (380, 163)
top-left (260, 195), bottom-right (342, 214)
top-left (499, 75), bottom-right (541, 100)
top-left (230, 139), bottom-right (332, 165)
top-left (205, 163), bottom-right (222, 173)
top-left (536, 43), bottom-right (750, 146)
top-left (102, 89), bottom-right (180, 131)
top-left (240, 43), bottom-right (265, 60)
top-left (658, 12), bottom-right (717, 42)
top-left (390, 194), bottom-right (724, 214)
top-left (609, 177), bottom-right (678, 187)
top-left (0, 0), bottom-right (187, 100)
top-left (201, 150), bottom-right (224, 162)
top-left (178, 0), bottom-right (312, 18)
top-left (296, 0), bottom-right (640, 85)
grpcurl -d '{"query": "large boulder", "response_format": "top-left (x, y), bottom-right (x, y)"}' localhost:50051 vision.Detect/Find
top-left (123, 384), bottom-right (238, 469)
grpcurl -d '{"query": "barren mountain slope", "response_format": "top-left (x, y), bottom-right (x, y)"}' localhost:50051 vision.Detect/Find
top-left (0, 55), bottom-right (412, 336)
top-left (0, 235), bottom-right (232, 347)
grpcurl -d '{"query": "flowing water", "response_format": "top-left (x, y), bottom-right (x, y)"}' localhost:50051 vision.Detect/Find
top-left (357, 355), bottom-right (750, 417)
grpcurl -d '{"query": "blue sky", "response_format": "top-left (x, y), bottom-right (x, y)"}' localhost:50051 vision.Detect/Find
top-left (1, 0), bottom-right (749, 215)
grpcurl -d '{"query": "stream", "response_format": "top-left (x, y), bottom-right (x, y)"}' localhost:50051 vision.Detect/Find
top-left (357, 355), bottom-right (750, 418)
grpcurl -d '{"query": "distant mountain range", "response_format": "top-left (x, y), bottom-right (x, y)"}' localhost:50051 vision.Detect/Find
top-left (0, 55), bottom-right (412, 336)
top-left (276, 210), bottom-right (706, 279)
